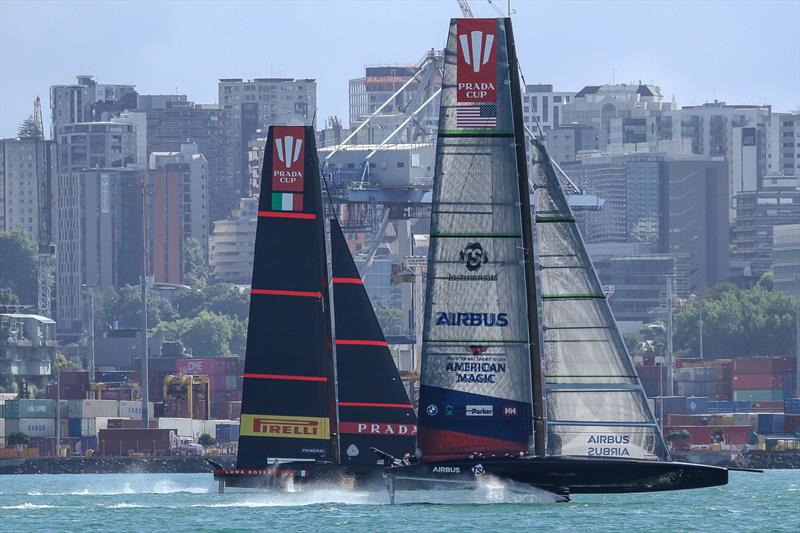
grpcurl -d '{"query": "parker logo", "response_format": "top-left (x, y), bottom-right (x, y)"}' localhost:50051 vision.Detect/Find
top-left (456, 19), bottom-right (497, 103)
top-left (240, 413), bottom-right (330, 440)
top-left (466, 405), bottom-right (493, 417)
top-left (272, 126), bottom-right (305, 192)
top-left (339, 422), bottom-right (418, 436)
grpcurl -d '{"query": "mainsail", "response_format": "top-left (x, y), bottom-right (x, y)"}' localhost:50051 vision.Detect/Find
top-left (530, 138), bottom-right (670, 461)
top-left (237, 126), bottom-right (337, 468)
top-left (330, 219), bottom-right (417, 465)
top-left (417, 18), bottom-right (538, 462)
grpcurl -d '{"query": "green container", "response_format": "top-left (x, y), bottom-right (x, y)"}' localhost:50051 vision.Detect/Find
top-left (733, 389), bottom-right (784, 402)
top-left (4, 399), bottom-right (57, 419)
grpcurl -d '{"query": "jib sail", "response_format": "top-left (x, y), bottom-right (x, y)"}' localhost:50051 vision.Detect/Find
top-left (530, 137), bottom-right (670, 461)
top-left (417, 18), bottom-right (538, 462)
top-left (330, 218), bottom-right (417, 465)
top-left (236, 126), bottom-right (337, 468)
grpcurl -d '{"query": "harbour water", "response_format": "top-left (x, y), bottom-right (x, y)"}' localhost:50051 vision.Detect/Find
top-left (1, 470), bottom-right (797, 531)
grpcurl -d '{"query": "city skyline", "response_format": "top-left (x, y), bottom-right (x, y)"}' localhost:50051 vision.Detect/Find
top-left (1, 0), bottom-right (799, 138)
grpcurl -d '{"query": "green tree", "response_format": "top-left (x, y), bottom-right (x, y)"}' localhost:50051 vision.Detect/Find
top-left (673, 283), bottom-right (796, 358)
top-left (375, 306), bottom-right (403, 335)
top-left (183, 237), bottom-right (209, 290)
top-left (7, 432), bottom-right (31, 448)
top-left (96, 285), bottom-right (178, 329)
top-left (0, 230), bottom-right (38, 305)
top-left (204, 283), bottom-right (249, 321)
top-left (198, 433), bottom-right (216, 448)
top-left (179, 311), bottom-right (234, 357)
top-left (17, 115), bottom-right (43, 139)
top-left (0, 288), bottom-right (20, 305)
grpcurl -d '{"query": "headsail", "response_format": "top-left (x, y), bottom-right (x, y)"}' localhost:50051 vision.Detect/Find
top-left (530, 138), bottom-right (670, 461)
top-left (237, 126), bottom-right (337, 468)
top-left (330, 218), bottom-right (417, 464)
top-left (417, 18), bottom-right (536, 462)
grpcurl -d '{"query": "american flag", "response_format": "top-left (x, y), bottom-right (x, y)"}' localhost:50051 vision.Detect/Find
top-left (456, 105), bottom-right (497, 128)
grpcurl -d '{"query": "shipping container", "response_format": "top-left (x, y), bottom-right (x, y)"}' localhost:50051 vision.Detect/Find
top-left (686, 397), bottom-right (709, 414)
top-left (76, 436), bottom-right (97, 455)
top-left (4, 399), bottom-right (56, 419)
top-left (228, 401), bottom-right (242, 420)
top-left (98, 428), bottom-right (177, 456)
top-left (733, 357), bottom-right (795, 376)
top-left (665, 425), bottom-right (751, 446)
top-left (751, 400), bottom-right (785, 412)
top-left (732, 374), bottom-right (783, 390)
top-left (653, 396), bottom-right (688, 416)
top-left (7, 418), bottom-right (56, 438)
top-left (118, 401), bottom-right (155, 419)
top-left (157, 417), bottom-right (202, 437)
top-left (176, 357), bottom-right (228, 375)
top-left (785, 398), bottom-right (800, 415)
top-left (68, 400), bottom-right (119, 418)
top-left (757, 413), bottom-right (786, 435)
top-left (734, 389), bottom-right (784, 402)
top-left (215, 423), bottom-right (240, 443)
top-left (68, 418), bottom-right (82, 438)
top-left (785, 414), bottom-right (800, 434)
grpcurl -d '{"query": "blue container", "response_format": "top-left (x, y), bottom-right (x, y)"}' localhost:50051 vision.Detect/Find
top-left (215, 423), bottom-right (240, 443)
top-left (733, 400), bottom-right (752, 412)
top-left (68, 418), bottom-right (82, 438)
top-left (687, 397), bottom-right (709, 414)
top-left (757, 413), bottom-right (786, 435)
top-left (78, 436), bottom-right (97, 453)
top-left (708, 400), bottom-right (734, 413)
top-left (785, 398), bottom-right (800, 415)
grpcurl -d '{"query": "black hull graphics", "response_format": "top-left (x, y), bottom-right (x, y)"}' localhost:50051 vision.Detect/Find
top-left (385, 456), bottom-right (728, 494)
top-left (213, 462), bottom-right (388, 491)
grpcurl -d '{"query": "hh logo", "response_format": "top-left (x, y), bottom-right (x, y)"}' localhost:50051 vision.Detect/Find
top-left (502, 405), bottom-right (518, 416)
top-left (272, 126), bottom-right (305, 192)
top-left (240, 413), bottom-right (329, 440)
top-left (456, 19), bottom-right (497, 103)
top-left (459, 30), bottom-right (494, 73)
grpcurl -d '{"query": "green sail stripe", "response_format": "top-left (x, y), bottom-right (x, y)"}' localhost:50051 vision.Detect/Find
top-left (541, 293), bottom-right (606, 300)
top-left (535, 215), bottom-right (576, 223)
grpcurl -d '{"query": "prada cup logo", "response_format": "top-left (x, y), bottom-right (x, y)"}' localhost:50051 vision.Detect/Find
top-left (459, 30), bottom-right (494, 73)
top-left (275, 136), bottom-right (303, 169)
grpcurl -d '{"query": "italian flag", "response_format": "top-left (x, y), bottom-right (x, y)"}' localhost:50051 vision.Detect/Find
top-left (271, 192), bottom-right (303, 212)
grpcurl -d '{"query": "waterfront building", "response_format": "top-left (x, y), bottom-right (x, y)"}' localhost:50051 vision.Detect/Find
top-left (522, 84), bottom-right (576, 131)
top-left (209, 197), bottom-right (257, 284)
top-left (767, 112), bottom-right (800, 179)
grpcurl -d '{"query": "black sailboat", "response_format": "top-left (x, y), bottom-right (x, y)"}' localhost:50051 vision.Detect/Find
top-left (383, 17), bottom-right (730, 498)
top-left (212, 125), bottom-right (416, 491)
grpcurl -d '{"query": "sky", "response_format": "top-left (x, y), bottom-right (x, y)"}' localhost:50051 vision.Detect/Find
top-left (1, 0), bottom-right (798, 138)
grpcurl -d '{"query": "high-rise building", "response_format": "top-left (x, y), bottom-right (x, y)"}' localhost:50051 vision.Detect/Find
top-left (148, 143), bottom-right (209, 262)
top-left (218, 78), bottom-right (316, 198)
top-left (772, 224), bottom-right (800, 299)
top-left (49, 75), bottom-right (137, 140)
top-left (731, 184), bottom-right (800, 280)
top-left (545, 123), bottom-right (599, 164)
top-left (209, 197), bottom-right (257, 284)
top-left (522, 84), bottom-right (576, 131)
top-left (55, 169), bottom-right (143, 331)
top-left (57, 122), bottom-right (137, 171)
top-left (145, 101), bottom-right (234, 222)
top-left (0, 138), bottom-right (57, 245)
top-left (564, 153), bottom-right (729, 294)
top-left (767, 112), bottom-right (800, 178)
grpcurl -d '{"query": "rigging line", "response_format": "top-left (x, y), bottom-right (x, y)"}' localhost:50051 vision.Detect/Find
top-left (320, 161), bottom-right (341, 227)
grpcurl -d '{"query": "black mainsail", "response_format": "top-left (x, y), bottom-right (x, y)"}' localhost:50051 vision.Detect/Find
top-left (237, 126), bottom-right (338, 468)
top-left (330, 218), bottom-right (417, 465)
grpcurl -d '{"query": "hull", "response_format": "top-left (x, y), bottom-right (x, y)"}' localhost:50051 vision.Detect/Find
top-left (386, 456), bottom-right (728, 494)
top-left (213, 462), bottom-right (387, 491)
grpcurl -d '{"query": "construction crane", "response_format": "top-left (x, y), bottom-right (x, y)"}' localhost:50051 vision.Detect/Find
top-left (33, 95), bottom-right (55, 318)
top-left (457, 0), bottom-right (474, 17)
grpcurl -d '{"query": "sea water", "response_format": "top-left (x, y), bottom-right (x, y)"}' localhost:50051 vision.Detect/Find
top-left (0, 470), bottom-right (797, 532)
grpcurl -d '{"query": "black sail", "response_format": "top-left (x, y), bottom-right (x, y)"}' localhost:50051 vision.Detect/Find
top-left (330, 218), bottom-right (418, 464)
top-left (236, 126), bottom-right (337, 468)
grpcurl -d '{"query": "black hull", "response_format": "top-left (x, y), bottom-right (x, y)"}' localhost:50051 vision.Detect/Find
top-left (213, 462), bottom-right (386, 491)
top-left (386, 456), bottom-right (729, 494)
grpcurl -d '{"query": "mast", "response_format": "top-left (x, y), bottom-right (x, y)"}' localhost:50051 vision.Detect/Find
top-left (504, 18), bottom-right (545, 457)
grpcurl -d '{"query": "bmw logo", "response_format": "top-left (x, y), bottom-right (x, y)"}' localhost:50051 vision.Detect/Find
top-left (426, 404), bottom-right (438, 416)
